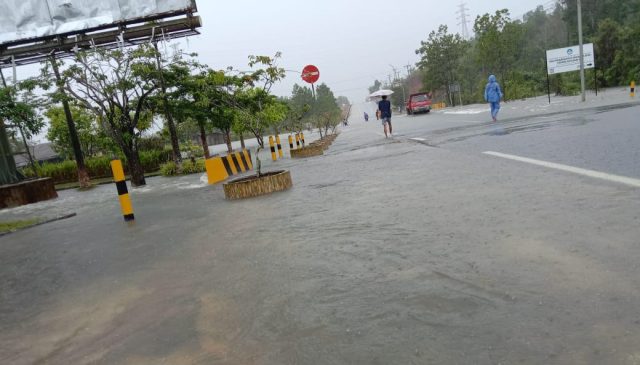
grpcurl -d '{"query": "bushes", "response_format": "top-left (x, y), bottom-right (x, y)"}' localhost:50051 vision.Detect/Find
top-left (160, 161), bottom-right (178, 176)
top-left (181, 143), bottom-right (205, 159)
top-left (160, 159), bottom-right (206, 176)
top-left (84, 156), bottom-right (113, 178)
top-left (22, 160), bottom-right (77, 182)
top-left (20, 148), bottom-right (174, 184)
top-left (183, 159), bottom-right (206, 174)
top-left (140, 148), bottom-right (173, 172)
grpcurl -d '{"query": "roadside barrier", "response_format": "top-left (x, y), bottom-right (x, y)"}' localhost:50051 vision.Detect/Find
top-left (276, 135), bottom-right (283, 158)
top-left (269, 136), bottom-right (277, 161)
top-left (301, 132), bottom-right (306, 146)
top-left (205, 150), bottom-right (252, 185)
top-left (631, 81), bottom-right (636, 98)
top-left (110, 159), bottom-right (134, 221)
top-left (295, 133), bottom-right (301, 148)
top-left (288, 135), bottom-right (294, 150)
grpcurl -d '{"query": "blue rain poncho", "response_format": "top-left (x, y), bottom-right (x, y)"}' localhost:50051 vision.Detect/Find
top-left (484, 75), bottom-right (503, 103)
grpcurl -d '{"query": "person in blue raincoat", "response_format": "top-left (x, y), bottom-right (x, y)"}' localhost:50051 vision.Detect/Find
top-left (484, 75), bottom-right (503, 122)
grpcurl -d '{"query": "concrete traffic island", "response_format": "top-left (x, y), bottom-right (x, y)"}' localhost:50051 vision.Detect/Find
top-left (290, 145), bottom-right (324, 158)
top-left (223, 170), bottom-right (292, 200)
top-left (292, 133), bottom-right (339, 157)
top-left (0, 178), bottom-right (58, 209)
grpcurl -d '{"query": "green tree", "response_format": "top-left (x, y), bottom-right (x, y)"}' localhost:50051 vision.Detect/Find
top-left (147, 47), bottom-right (201, 165)
top-left (187, 69), bottom-right (244, 154)
top-left (368, 80), bottom-right (382, 94)
top-left (474, 10), bottom-right (524, 99)
top-left (45, 105), bottom-right (112, 158)
top-left (231, 53), bottom-right (286, 148)
top-left (0, 85), bottom-right (45, 174)
top-left (286, 84), bottom-right (314, 132)
top-left (416, 25), bottom-right (469, 104)
top-left (61, 45), bottom-right (159, 186)
top-left (313, 83), bottom-right (342, 137)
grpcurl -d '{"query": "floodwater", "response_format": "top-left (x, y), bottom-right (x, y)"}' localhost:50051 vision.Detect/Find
top-left (2, 104), bottom-right (640, 364)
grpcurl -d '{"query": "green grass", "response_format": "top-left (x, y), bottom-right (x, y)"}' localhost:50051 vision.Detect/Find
top-left (0, 219), bottom-right (40, 233)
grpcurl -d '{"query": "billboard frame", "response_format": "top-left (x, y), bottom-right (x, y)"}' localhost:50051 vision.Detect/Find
top-left (0, 1), bottom-right (201, 68)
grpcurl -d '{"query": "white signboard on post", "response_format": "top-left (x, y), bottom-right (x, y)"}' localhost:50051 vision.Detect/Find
top-left (546, 43), bottom-right (595, 75)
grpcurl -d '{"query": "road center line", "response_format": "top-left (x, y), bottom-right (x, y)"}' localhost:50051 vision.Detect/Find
top-left (411, 137), bottom-right (426, 141)
top-left (483, 151), bottom-right (640, 188)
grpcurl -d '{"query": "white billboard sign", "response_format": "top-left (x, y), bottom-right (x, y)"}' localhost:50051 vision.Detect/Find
top-left (0, 0), bottom-right (196, 45)
top-left (546, 43), bottom-right (595, 75)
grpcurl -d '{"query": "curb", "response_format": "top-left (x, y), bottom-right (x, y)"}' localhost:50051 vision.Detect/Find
top-left (0, 213), bottom-right (77, 237)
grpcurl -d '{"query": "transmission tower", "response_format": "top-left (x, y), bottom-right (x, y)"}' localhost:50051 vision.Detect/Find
top-left (456, 2), bottom-right (471, 40)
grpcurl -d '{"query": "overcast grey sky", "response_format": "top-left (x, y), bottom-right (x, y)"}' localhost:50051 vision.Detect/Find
top-left (181, 0), bottom-right (550, 104)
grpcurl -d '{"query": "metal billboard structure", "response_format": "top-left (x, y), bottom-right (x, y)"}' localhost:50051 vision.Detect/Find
top-left (0, 0), bottom-right (201, 185)
top-left (0, 0), bottom-right (201, 68)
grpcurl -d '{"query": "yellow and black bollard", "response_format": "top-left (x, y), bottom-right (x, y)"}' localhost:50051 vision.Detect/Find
top-left (110, 159), bottom-right (134, 222)
top-left (631, 81), bottom-right (636, 98)
top-left (269, 136), bottom-right (277, 161)
top-left (301, 132), bottom-right (306, 146)
top-left (276, 134), bottom-right (283, 158)
top-left (295, 133), bottom-right (301, 148)
top-left (288, 135), bottom-right (294, 150)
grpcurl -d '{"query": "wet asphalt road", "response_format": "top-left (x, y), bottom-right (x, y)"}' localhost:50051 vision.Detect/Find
top-left (2, 94), bottom-right (640, 364)
top-left (402, 103), bottom-right (640, 179)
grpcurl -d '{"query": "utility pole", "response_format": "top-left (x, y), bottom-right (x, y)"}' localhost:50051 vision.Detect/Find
top-left (457, 2), bottom-right (471, 40)
top-left (577, 0), bottom-right (586, 102)
top-left (390, 65), bottom-right (406, 109)
top-left (404, 63), bottom-right (414, 77)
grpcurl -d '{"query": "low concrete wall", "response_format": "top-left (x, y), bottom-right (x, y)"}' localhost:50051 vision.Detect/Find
top-left (0, 178), bottom-right (58, 209)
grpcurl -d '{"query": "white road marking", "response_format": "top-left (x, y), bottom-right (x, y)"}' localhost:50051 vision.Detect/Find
top-left (483, 151), bottom-right (640, 188)
top-left (411, 137), bottom-right (426, 141)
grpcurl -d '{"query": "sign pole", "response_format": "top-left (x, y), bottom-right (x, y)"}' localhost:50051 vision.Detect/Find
top-left (311, 83), bottom-right (316, 99)
top-left (577, 0), bottom-right (586, 102)
top-left (594, 68), bottom-right (598, 96)
top-left (545, 57), bottom-right (551, 104)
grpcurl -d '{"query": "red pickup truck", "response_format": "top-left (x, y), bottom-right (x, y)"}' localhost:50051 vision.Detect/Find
top-left (406, 92), bottom-right (432, 115)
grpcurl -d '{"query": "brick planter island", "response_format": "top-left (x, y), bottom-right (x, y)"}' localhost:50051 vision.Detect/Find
top-left (0, 178), bottom-right (58, 209)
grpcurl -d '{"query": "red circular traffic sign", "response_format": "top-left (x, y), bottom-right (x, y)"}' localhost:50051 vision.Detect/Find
top-left (301, 65), bottom-right (320, 84)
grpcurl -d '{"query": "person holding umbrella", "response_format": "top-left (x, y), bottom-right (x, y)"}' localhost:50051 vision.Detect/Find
top-left (368, 89), bottom-right (394, 137)
top-left (378, 95), bottom-right (393, 137)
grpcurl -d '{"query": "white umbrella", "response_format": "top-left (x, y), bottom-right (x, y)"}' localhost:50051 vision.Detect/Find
top-left (367, 89), bottom-right (394, 101)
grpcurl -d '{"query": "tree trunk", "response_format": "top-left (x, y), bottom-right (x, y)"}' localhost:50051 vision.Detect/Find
top-left (254, 132), bottom-right (264, 148)
top-left (0, 118), bottom-right (20, 184)
top-left (224, 130), bottom-right (233, 153)
top-left (50, 58), bottom-right (91, 189)
top-left (154, 42), bottom-right (182, 166)
top-left (199, 122), bottom-right (210, 158)
top-left (239, 134), bottom-right (246, 150)
top-left (124, 149), bottom-right (146, 187)
top-left (18, 127), bottom-right (38, 177)
top-left (318, 127), bottom-right (323, 139)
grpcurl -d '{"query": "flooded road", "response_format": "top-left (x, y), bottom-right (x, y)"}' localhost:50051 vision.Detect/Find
top-left (2, 101), bottom-right (640, 364)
